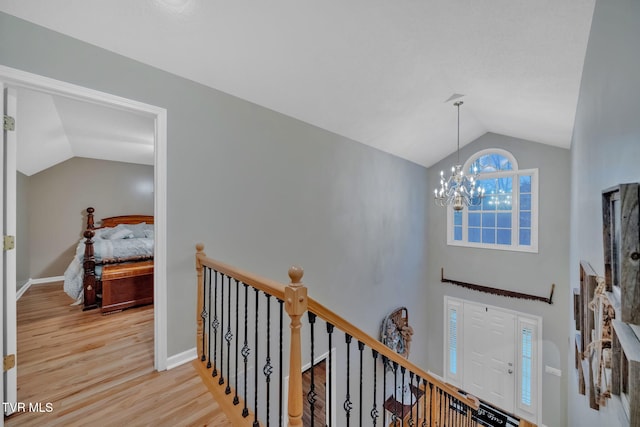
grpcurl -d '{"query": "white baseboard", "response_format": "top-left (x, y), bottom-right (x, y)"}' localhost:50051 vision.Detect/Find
top-left (16, 276), bottom-right (66, 300)
top-left (166, 347), bottom-right (198, 370)
top-left (31, 276), bottom-right (65, 285)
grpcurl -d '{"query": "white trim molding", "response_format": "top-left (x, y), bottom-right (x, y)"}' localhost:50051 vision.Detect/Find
top-left (16, 276), bottom-right (66, 300)
top-left (0, 64), bottom-right (168, 372)
top-left (166, 347), bottom-right (198, 370)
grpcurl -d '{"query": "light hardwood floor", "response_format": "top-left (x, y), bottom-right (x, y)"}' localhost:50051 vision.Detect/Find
top-left (5, 282), bottom-right (232, 427)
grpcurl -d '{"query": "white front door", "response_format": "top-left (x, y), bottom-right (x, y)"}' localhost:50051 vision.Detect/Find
top-left (462, 301), bottom-right (515, 413)
top-left (2, 83), bottom-right (18, 421)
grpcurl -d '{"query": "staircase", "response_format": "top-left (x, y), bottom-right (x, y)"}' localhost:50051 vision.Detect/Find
top-left (195, 244), bottom-right (536, 427)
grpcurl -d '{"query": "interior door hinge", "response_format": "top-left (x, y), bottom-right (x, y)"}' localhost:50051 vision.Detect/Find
top-left (3, 354), bottom-right (15, 371)
top-left (3, 115), bottom-right (15, 131)
top-left (3, 235), bottom-right (15, 251)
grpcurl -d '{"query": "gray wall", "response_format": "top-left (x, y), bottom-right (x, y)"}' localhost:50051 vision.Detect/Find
top-left (0, 12), bottom-right (432, 367)
top-left (426, 133), bottom-right (571, 427)
top-left (26, 157), bottom-right (154, 278)
top-left (568, 0), bottom-right (640, 425)
top-left (17, 171), bottom-right (29, 287)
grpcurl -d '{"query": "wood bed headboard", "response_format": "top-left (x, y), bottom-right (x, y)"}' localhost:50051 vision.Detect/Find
top-left (86, 207), bottom-right (154, 230)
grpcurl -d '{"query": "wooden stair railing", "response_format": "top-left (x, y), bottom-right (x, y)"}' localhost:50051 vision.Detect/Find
top-left (196, 244), bottom-right (536, 427)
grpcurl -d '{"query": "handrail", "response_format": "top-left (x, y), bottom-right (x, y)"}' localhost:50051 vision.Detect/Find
top-left (308, 298), bottom-right (480, 410)
top-left (196, 244), bottom-right (286, 301)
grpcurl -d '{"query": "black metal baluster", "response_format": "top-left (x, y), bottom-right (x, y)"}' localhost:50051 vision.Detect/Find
top-left (415, 375), bottom-right (420, 426)
top-left (242, 283), bottom-right (250, 418)
top-left (344, 333), bottom-right (353, 426)
top-left (253, 288), bottom-right (260, 427)
top-left (327, 323), bottom-right (334, 427)
top-left (225, 275), bottom-right (233, 394)
top-left (264, 294), bottom-right (273, 427)
top-left (409, 372), bottom-right (414, 427)
top-left (307, 312), bottom-right (317, 427)
top-left (401, 366), bottom-right (406, 427)
top-left (382, 356), bottom-right (388, 426)
top-left (358, 341), bottom-right (364, 427)
top-left (206, 268), bottom-right (212, 367)
top-left (393, 361), bottom-right (398, 424)
top-left (278, 299), bottom-right (284, 427)
top-left (234, 279), bottom-right (240, 405)
top-left (212, 270), bottom-right (219, 377)
top-left (219, 273), bottom-right (226, 385)
top-left (371, 350), bottom-right (379, 426)
top-left (200, 267), bottom-right (208, 362)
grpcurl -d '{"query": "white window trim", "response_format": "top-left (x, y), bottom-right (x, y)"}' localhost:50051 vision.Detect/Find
top-left (446, 148), bottom-right (539, 253)
top-left (443, 296), bottom-right (543, 425)
top-left (444, 298), bottom-right (463, 387)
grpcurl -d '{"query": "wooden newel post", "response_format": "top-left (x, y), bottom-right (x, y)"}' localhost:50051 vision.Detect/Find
top-left (82, 229), bottom-right (97, 310)
top-left (195, 243), bottom-right (206, 361)
top-left (285, 266), bottom-right (308, 427)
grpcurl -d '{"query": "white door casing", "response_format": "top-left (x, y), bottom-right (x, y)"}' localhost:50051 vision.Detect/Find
top-left (0, 65), bottom-right (168, 381)
top-left (1, 81), bottom-right (5, 426)
top-left (2, 84), bottom-right (18, 416)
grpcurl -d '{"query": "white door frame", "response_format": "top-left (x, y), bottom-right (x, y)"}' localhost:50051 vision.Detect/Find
top-left (444, 296), bottom-right (542, 425)
top-left (2, 85), bottom-right (18, 416)
top-left (0, 65), bottom-right (168, 372)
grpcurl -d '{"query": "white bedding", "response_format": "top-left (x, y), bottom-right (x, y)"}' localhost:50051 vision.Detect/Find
top-left (63, 224), bottom-right (154, 303)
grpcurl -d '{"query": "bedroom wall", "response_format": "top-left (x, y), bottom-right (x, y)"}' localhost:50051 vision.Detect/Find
top-left (0, 11), bottom-right (432, 370)
top-left (568, 0), bottom-right (640, 425)
top-left (17, 171), bottom-right (30, 288)
top-left (27, 157), bottom-right (154, 278)
top-left (425, 132), bottom-right (571, 427)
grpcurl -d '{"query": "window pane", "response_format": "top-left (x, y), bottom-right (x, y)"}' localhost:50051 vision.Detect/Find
top-left (449, 309), bottom-right (457, 375)
top-left (482, 196), bottom-right (497, 211)
top-left (454, 210), bottom-right (462, 226)
top-left (454, 226), bottom-right (462, 241)
top-left (482, 228), bottom-right (495, 244)
top-left (495, 194), bottom-right (513, 211)
top-left (469, 213), bottom-right (481, 227)
top-left (497, 229), bottom-right (511, 245)
top-left (482, 212), bottom-right (496, 227)
top-left (520, 194), bottom-right (532, 210)
top-left (520, 212), bottom-right (531, 228)
top-left (497, 213), bottom-right (511, 228)
top-left (471, 153), bottom-right (513, 173)
top-left (521, 327), bottom-right (533, 406)
top-left (520, 228), bottom-right (531, 246)
top-left (520, 175), bottom-right (531, 193)
top-left (480, 178), bottom-right (498, 195)
top-left (469, 227), bottom-right (481, 243)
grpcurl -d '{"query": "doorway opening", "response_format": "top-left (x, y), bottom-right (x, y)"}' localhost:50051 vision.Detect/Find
top-left (1, 65), bottom-right (168, 416)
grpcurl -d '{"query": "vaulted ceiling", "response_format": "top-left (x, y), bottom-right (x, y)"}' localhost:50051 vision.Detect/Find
top-left (1, 0), bottom-right (596, 173)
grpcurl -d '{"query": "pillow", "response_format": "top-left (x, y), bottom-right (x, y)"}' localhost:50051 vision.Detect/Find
top-left (93, 227), bottom-right (114, 239)
top-left (129, 222), bottom-right (149, 238)
top-left (107, 226), bottom-right (134, 240)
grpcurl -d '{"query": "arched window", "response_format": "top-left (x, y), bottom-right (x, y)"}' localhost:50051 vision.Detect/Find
top-left (449, 149), bottom-right (538, 252)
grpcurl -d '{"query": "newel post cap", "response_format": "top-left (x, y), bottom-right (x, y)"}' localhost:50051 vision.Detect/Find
top-left (285, 266), bottom-right (307, 316)
top-left (288, 266), bottom-right (304, 286)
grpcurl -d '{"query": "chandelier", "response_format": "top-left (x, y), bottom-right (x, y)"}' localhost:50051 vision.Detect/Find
top-left (434, 101), bottom-right (484, 210)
